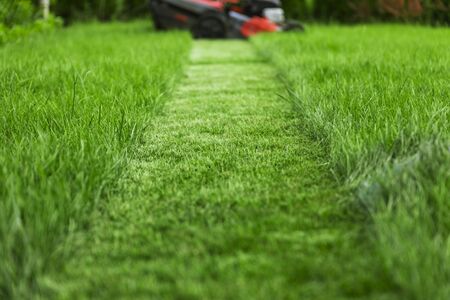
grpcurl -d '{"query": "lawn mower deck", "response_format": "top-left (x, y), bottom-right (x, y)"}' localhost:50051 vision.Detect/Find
top-left (149, 0), bottom-right (303, 38)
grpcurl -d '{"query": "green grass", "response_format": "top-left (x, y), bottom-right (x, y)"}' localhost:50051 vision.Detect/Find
top-left (43, 41), bottom-right (371, 299)
top-left (0, 21), bottom-right (190, 298)
top-left (252, 25), bottom-right (450, 299)
top-left (1, 22), bottom-right (449, 300)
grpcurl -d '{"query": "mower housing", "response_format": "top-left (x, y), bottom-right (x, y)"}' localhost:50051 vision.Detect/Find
top-left (149, 0), bottom-right (303, 38)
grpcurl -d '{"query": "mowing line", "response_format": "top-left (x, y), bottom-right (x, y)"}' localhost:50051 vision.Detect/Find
top-left (55, 41), bottom-right (357, 299)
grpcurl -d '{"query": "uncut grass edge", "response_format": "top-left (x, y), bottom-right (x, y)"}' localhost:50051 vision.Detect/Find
top-left (252, 26), bottom-right (450, 299)
top-left (0, 22), bottom-right (191, 298)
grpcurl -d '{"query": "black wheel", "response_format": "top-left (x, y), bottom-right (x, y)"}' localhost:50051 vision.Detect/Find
top-left (149, 0), bottom-right (166, 31)
top-left (152, 16), bottom-right (165, 30)
top-left (283, 20), bottom-right (305, 32)
top-left (193, 13), bottom-right (226, 39)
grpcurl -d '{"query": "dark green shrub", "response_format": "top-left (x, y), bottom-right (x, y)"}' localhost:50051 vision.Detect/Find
top-left (52, 0), bottom-right (148, 23)
top-left (282, 0), bottom-right (311, 19)
top-left (312, 0), bottom-right (379, 22)
top-left (283, 0), bottom-right (448, 24)
top-left (0, 0), bottom-right (35, 27)
top-left (419, 0), bottom-right (450, 24)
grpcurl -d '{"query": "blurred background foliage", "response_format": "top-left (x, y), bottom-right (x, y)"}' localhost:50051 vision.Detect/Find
top-left (0, 0), bottom-right (61, 44)
top-left (1, 0), bottom-right (449, 29)
top-left (284, 0), bottom-right (449, 24)
top-left (1, 0), bottom-right (35, 27)
top-left (51, 0), bottom-right (148, 23)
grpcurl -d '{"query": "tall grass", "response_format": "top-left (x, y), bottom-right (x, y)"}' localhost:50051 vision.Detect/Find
top-left (253, 25), bottom-right (450, 299)
top-left (0, 21), bottom-right (190, 298)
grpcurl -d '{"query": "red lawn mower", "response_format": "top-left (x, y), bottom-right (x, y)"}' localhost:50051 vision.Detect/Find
top-left (149, 0), bottom-right (303, 38)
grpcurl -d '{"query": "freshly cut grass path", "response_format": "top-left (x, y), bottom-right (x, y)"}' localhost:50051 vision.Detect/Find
top-left (53, 41), bottom-right (371, 299)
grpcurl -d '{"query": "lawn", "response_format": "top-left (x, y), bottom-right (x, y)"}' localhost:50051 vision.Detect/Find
top-left (0, 22), bottom-right (449, 299)
top-left (0, 21), bottom-right (190, 298)
top-left (252, 25), bottom-right (450, 299)
top-left (48, 40), bottom-right (361, 299)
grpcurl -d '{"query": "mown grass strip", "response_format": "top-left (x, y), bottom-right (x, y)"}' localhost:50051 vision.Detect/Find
top-left (252, 25), bottom-right (450, 299)
top-left (0, 22), bottom-right (190, 298)
top-left (49, 41), bottom-right (371, 299)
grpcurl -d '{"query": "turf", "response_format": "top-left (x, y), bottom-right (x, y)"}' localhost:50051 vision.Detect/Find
top-left (2, 23), bottom-right (448, 300)
top-left (252, 25), bottom-right (450, 299)
top-left (0, 22), bottom-right (190, 298)
top-left (45, 41), bottom-right (378, 299)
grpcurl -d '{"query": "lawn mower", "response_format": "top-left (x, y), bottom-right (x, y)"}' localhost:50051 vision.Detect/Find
top-left (149, 0), bottom-right (303, 38)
